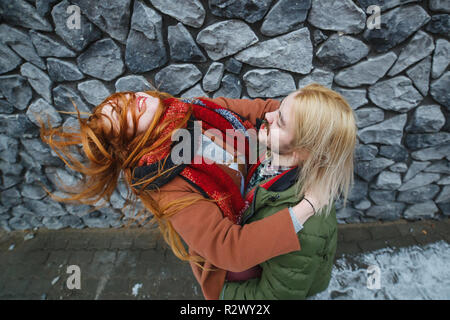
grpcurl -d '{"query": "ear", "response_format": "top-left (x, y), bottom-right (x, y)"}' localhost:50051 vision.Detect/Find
top-left (293, 148), bottom-right (310, 162)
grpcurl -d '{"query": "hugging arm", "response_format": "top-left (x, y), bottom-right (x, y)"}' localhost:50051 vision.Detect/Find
top-left (203, 97), bottom-right (281, 127)
top-left (158, 182), bottom-right (301, 272)
top-left (220, 250), bottom-right (321, 300)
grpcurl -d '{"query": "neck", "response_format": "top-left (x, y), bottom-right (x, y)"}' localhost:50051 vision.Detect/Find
top-left (270, 152), bottom-right (297, 167)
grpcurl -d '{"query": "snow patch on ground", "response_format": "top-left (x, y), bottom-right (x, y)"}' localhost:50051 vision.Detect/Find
top-left (132, 283), bottom-right (143, 296)
top-left (310, 241), bottom-right (450, 300)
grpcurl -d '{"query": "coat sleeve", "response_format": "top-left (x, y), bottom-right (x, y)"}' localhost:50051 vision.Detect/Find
top-left (221, 240), bottom-right (323, 300)
top-left (202, 97), bottom-right (281, 127)
top-left (157, 178), bottom-right (301, 272)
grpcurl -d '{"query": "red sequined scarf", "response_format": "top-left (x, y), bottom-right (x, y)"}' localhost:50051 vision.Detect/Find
top-left (136, 97), bottom-right (254, 224)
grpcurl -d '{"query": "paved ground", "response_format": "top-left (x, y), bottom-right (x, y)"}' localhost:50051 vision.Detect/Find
top-left (0, 217), bottom-right (449, 300)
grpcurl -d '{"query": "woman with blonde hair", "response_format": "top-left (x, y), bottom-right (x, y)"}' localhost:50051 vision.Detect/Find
top-left (38, 87), bottom-right (325, 299)
top-left (221, 83), bottom-right (358, 299)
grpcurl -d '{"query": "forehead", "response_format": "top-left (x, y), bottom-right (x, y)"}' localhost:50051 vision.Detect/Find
top-left (281, 91), bottom-right (296, 112)
top-left (100, 93), bottom-right (133, 114)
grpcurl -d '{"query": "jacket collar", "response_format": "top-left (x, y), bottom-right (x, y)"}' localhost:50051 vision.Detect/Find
top-left (265, 166), bottom-right (300, 192)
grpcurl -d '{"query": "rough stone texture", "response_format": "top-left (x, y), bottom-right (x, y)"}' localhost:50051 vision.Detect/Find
top-left (406, 56), bottom-right (431, 96)
top-left (0, 135), bottom-right (19, 163)
top-left (225, 58), bottom-right (242, 75)
top-left (358, 114), bottom-right (407, 146)
top-left (0, 24), bottom-right (46, 70)
top-left (405, 132), bottom-right (450, 150)
top-left (209, 0), bottom-right (271, 24)
top-left (51, 0), bottom-right (102, 52)
top-left (389, 162), bottom-right (408, 173)
top-left (366, 202), bottom-right (405, 221)
top-left (348, 178), bottom-right (369, 202)
top-left (0, 43), bottom-right (22, 74)
top-left (379, 144), bottom-right (409, 162)
top-left (261, 0), bottom-right (311, 36)
top-left (398, 173), bottom-right (441, 191)
top-left (0, 1), bottom-right (448, 231)
top-left (77, 39), bottom-right (124, 81)
top-left (150, 0), bottom-right (205, 28)
top-left (213, 74), bottom-right (242, 99)
top-left (355, 107), bottom-right (384, 128)
top-left (404, 161), bottom-right (431, 182)
top-left (368, 76), bottom-right (423, 113)
top-left (154, 64), bottom-right (202, 96)
top-left (436, 186), bottom-right (450, 203)
top-left (114, 76), bottom-right (155, 93)
top-left (355, 144), bottom-right (378, 162)
top-left (78, 80), bottom-right (111, 106)
top-left (430, 71), bottom-right (450, 110)
top-left (243, 69), bottom-right (296, 98)
top-left (429, 0), bottom-right (450, 13)
top-left (29, 30), bottom-right (76, 58)
top-left (426, 14), bottom-right (450, 35)
top-left (363, 5), bottom-right (430, 53)
top-left (26, 99), bottom-right (62, 128)
top-left (202, 62), bottom-right (224, 92)
top-left (52, 85), bottom-right (91, 118)
top-left (125, 1), bottom-right (167, 73)
top-left (411, 144), bottom-right (450, 161)
top-left (405, 105), bottom-right (445, 133)
top-left (0, 75), bottom-right (32, 111)
top-left (316, 34), bottom-right (370, 70)
top-left (235, 28), bottom-right (313, 74)
top-left (404, 201), bottom-right (439, 220)
top-left (197, 20), bottom-right (258, 61)
top-left (357, 0), bottom-right (420, 12)
top-left (168, 23), bottom-right (206, 63)
top-left (398, 184), bottom-right (440, 204)
top-left (312, 29), bottom-right (328, 46)
top-left (388, 31), bottom-right (435, 76)
top-left (335, 52), bottom-right (397, 87)
top-left (47, 58), bottom-right (84, 82)
top-left (369, 189), bottom-right (396, 205)
top-left (355, 157), bottom-right (395, 182)
top-left (298, 68), bottom-right (334, 89)
top-left (20, 63), bottom-right (52, 103)
top-left (333, 87), bottom-right (368, 110)
top-left (308, 0), bottom-right (366, 34)
top-left (182, 83), bottom-right (208, 99)
top-left (0, 0), bottom-right (53, 31)
top-left (374, 171), bottom-right (402, 190)
top-left (70, 0), bottom-right (131, 43)
top-left (431, 39), bottom-right (450, 79)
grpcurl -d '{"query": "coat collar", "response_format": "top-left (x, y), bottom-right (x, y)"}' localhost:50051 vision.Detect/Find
top-left (265, 166), bottom-right (300, 192)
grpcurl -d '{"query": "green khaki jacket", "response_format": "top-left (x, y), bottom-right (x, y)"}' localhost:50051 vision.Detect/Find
top-left (221, 168), bottom-right (338, 299)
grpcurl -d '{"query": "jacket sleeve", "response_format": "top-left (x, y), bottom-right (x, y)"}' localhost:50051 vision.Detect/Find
top-left (157, 178), bottom-right (301, 272)
top-left (203, 97), bottom-right (281, 127)
top-left (221, 240), bottom-right (322, 300)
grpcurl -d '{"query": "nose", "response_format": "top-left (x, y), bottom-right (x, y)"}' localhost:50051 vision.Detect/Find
top-left (265, 110), bottom-right (276, 124)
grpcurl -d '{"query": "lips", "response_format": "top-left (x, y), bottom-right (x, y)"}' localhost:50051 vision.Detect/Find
top-left (260, 120), bottom-right (269, 134)
top-left (136, 96), bottom-right (146, 112)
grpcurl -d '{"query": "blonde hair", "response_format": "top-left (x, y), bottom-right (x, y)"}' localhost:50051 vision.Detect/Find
top-left (290, 83), bottom-right (357, 217)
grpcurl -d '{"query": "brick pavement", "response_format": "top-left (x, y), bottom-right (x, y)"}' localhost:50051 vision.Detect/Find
top-left (0, 217), bottom-right (449, 300)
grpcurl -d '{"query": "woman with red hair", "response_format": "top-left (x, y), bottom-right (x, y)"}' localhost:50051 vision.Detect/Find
top-left (38, 90), bottom-right (322, 299)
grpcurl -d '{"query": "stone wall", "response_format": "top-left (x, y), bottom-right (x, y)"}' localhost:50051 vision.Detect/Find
top-left (0, 0), bottom-right (449, 231)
